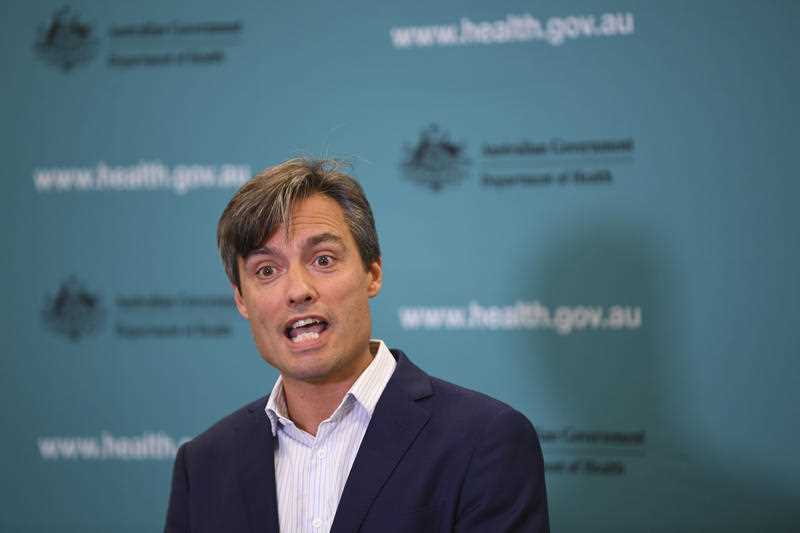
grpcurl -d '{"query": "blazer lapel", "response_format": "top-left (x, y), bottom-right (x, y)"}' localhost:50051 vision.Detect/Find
top-left (331, 351), bottom-right (433, 533)
top-left (237, 399), bottom-right (280, 533)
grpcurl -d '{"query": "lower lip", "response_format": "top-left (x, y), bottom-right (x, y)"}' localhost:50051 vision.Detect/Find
top-left (285, 325), bottom-right (329, 352)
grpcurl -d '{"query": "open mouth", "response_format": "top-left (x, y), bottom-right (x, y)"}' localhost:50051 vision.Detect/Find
top-left (285, 317), bottom-right (329, 343)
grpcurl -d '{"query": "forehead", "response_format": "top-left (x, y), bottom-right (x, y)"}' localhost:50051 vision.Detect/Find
top-left (273, 193), bottom-right (351, 243)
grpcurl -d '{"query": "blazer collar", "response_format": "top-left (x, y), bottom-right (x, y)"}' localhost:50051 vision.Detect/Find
top-left (331, 349), bottom-right (434, 533)
top-left (234, 349), bottom-right (433, 533)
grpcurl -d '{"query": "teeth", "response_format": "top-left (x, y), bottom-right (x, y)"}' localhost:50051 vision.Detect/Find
top-left (292, 331), bottom-right (319, 343)
top-left (291, 318), bottom-right (320, 328)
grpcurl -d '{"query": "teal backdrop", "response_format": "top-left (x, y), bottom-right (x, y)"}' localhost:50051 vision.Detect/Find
top-left (2, 1), bottom-right (799, 531)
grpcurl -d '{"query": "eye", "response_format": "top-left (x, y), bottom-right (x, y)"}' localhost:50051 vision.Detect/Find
top-left (255, 265), bottom-right (275, 278)
top-left (314, 255), bottom-right (334, 268)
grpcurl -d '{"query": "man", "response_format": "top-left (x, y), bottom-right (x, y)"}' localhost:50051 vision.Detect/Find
top-left (165, 158), bottom-right (549, 532)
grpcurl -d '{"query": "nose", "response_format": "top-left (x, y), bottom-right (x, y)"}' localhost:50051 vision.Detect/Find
top-left (285, 264), bottom-right (318, 306)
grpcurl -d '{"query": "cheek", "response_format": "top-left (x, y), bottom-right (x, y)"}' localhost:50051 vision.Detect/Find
top-left (242, 296), bottom-right (278, 330)
top-left (249, 316), bottom-right (280, 357)
top-left (336, 285), bottom-right (373, 324)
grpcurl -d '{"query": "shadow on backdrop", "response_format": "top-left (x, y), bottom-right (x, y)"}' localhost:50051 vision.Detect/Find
top-left (523, 218), bottom-right (795, 532)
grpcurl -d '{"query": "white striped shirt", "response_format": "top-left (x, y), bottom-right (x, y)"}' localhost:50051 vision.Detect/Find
top-left (265, 340), bottom-right (397, 533)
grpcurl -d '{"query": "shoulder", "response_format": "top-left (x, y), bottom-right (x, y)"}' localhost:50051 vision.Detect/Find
top-left (392, 348), bottom-right (536, 435)
top-left (428, 379), bottom-right (549, 531)
top-left (428, 375), bottom-right (536, 436)
top-left (181, 395), bottom-right (268, 457)
top-left (429, 375), bottom-right (518, 416)
top-left (391, 350), bottom-right (550, 531)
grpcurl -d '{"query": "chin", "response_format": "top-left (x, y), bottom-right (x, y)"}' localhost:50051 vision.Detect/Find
top-left (283, 359), bottom-right (339, 383)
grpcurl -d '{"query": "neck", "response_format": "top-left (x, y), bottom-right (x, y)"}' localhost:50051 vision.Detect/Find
top-left (281, 345), bottom-right (376, 436)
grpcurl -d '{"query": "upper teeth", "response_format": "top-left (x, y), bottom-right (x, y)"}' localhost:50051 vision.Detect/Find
top-left (292, 318), bottom-right (319, 328)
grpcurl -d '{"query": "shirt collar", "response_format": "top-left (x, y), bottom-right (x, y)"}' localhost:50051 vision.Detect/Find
top-left (264, 339), bottom-right (397, 436)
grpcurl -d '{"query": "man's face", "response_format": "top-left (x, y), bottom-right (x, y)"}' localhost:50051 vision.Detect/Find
top-left (233, 193), bottom-right (382, 387)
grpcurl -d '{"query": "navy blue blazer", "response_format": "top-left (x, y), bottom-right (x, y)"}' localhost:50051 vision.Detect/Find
top-left (165, 350), bottom-right (549, 532)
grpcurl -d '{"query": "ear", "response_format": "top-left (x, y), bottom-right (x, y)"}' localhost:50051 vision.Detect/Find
top-left (366, 257), bottom-right (382, 298)
top-left (232, 283), bottom-right (250, 320)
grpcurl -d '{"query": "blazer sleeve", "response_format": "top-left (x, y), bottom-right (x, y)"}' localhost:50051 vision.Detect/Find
top-left (164, 442), bottom-right (191, 533)
top-left (455, 408), bottom-right (550, 533)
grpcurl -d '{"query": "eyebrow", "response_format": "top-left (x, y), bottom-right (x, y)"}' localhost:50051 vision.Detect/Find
top-left (244, 232), bottom-right (346, 262)
top-left (305, 232), bottom-right (346, 250)
top-left (244, 245), bottom-right (279, 261)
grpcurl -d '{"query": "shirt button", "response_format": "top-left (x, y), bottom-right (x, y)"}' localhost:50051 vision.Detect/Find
top-left (312, 517), bottom-right (322, 528)
top-left (317, 448), bottom-right (327, 460)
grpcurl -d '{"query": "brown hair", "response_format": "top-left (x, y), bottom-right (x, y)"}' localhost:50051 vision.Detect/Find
top-left (217, 158), bottom-right (380, 290)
